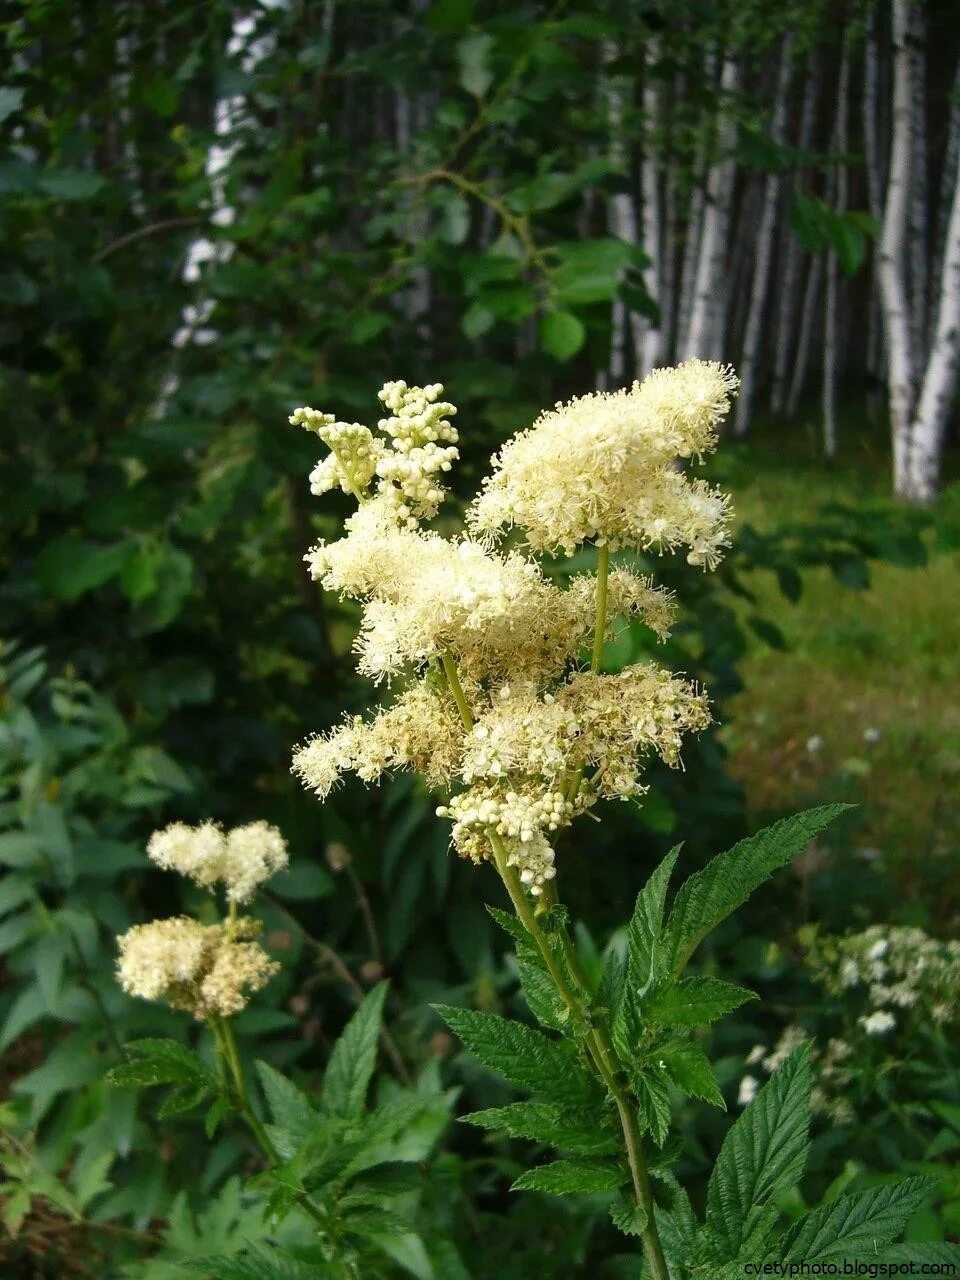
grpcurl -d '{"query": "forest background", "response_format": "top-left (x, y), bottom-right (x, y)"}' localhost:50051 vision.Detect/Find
top-left (2, 0), bottom-right (960, 1275)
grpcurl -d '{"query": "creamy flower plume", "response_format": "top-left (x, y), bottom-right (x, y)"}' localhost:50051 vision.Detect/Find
top-left (147, 820), bottom-right (288, 903)
top-left (290, 364), bottom-right (733, 891)
top-left (117, 916), bottom-right (277, 1019)
top-left (469, 360), bottom-right (737, 562)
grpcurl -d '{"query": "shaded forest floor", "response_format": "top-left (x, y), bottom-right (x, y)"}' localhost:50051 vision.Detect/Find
top-left (709, 417), bottom-right (960, 928)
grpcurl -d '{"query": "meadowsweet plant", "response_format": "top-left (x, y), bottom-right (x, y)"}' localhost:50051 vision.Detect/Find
top-left (290, 366), bottom-right (951, 1276)
top-left (111, 821), bottom-right (462, 1278)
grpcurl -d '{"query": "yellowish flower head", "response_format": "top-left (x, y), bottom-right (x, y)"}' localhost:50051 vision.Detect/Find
top-left (147, 820), bottom-right (288, 903)
top-left (469, 360), bottom-right (737, 562)
top-left (117, 916), bottom-right (278, 1019)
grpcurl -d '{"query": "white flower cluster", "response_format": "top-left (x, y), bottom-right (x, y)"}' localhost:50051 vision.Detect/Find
top-left (117, 916), bottom-right (277, 1019)
top-left (468, 361), bottom-right (737, 562)
top-left (292, 365), bottom-right (731, 895)
top-left (147, 819), bottom-right (288, 903)
top-left (738, 922), bottom-right (960, 1126)
top-left (291, 380), bottom-right (458, 526)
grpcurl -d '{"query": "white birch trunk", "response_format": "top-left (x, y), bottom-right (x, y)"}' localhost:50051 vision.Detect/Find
top-left (636, 37), bottom-right (663, 374)
top-left (863, 8), bottom-right (886, 413)
top-left (771, 51), bottom-right (819, 414)
top-left (155, 11), bottom-right (279, 415)
top-left (908, 4), bottom-right (928, 362)
top-left (929, 60), bottom-right (960, 338)
top-left (682, 54), bottom-right (740, 360)
top-left (823, 44), bottom-right (851, 458)
top-left (735, 37), bottom-right (793, 435)
top-left (602, 41), bottom-right (640, 385)
top-left (878, 0), bottom-right (916, 494)
top-left (677, 51), bottom-right (716, 357)
top-left (903, 64), bottom-right (960, 500)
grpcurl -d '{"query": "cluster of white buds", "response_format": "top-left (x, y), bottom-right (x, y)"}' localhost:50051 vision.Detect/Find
top-left (375, 380), bottom-right (459, 525)
top-left (291, 408), bottom-right (386, 499)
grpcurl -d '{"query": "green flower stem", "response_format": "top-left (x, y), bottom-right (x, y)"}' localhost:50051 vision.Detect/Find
top-left (441, 649), bottom-right (475, 729)
top-left (211, 1018), bottom-right (330, 1234)
top-left (493, 854), bottom-right (670, 1280)
top-left (438, 646), bottom-right (670, 1278)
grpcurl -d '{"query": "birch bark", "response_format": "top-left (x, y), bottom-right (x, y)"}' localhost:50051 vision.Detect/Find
top-left (877, 0), bottom-right (916, 493)
top-left (682, 54), bottom-right (740, 360)
top-left (904, 63), bottom-right (960, 500)
top-left (823, 43), bottom-right (850, 458)
top-left (735, 37), bottom-right (793, 435)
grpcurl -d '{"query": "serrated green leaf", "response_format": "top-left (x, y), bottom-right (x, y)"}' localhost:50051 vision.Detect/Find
top-left (644, 976), bottom-right (756, 1027)
top-left (462, 1101), bottom-right (619, 1155)
top-left (157, 1082), bottom-right (210, 1117)
top-left (106, 1039), bottom-right (217, 1090)
top-left (512, 1158), bottom-right (626, 1195)
top-left (627, 846), bottom-right (681, 996)
top-left (615, 847), bottom-right (681, 1053)
top-left (205, 1097), bottom-right (231, 1139)
top-left (515, 949), bottom-right (569, 1030)
top-left (183, 1242), bottom-right (316, 1280)
top-left (322, 981), bottom-right (388, 1120)
top-left (631, 1066), bottom-right (672, 1147)
top-left (486, 905), bottom-right (529, 944)
top-left (658, 1039), bottom-right (726, 1108)
top-left (783, 1176), bottom-right (934, 1263)
top-left (882, 1242), bottom-right (960, 1265)
top-left (256, 1061), bottom-right (316, 1135)
top-left (663, 806), bottom-right (849, 975)
top-left (609, 1193), bottom-right (648, 1237)
top-left (705, 1044), bottom-right (813, 1260)
top-left (434, 1005), bottom-right (599, 1106)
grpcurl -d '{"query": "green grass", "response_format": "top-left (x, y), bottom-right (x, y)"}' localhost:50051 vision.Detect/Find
top-left (706, 430), bottom-right (960, 926)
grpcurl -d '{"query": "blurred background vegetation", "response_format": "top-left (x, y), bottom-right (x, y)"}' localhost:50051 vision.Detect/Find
top-left (1, 0), bottom-right (959, 1275)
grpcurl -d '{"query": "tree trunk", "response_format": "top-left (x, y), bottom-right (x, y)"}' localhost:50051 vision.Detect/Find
top-left (864, 8), bottom-right (886, 418)
top-left (903, 60), bottom-right (960, 500)
top-left (603, 40), bottom-right (639, 385)
top-left (771, 50), bottom-right (819, 414)
top-left (823, 43), bottom-right (851, 458)
top-left (908, 3), bottom-right (928, 364)
top-left (682, 54), bottom-right (739, 360)
top-left (636, 37), bottom-right (663, 374)
top-left (878, 0), bottom-right (916, 495)
top-left (735, 37), bottom-right (793, 435)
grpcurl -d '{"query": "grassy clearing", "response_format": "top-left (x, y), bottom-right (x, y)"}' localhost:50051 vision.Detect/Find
top-left (707, 431), bottom-right (960, 926)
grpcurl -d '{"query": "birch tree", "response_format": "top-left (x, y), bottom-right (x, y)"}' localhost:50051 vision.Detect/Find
top-left (903, 77), bottom-right (960, 500)
top-left (682, 54), bottom-right (739, 360)
top-left (823, 43), bottom-right (851, 458)
top-left (877, 0), bottom-right (916, 493)
top-left (734, 36), bottom-right (793, 435)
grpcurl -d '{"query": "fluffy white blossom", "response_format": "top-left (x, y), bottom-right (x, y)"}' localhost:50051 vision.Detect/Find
top-left (147, 820), bottom-right (288, 902)
top-left (290, 368), bottom-right (727, 889)
top-left (468, 360), bottom-right (737, 561)
top-left (737, 1075), bottom-right (759, 1106)
top-left (860, 1009), bottom-right (896, 1035)
top-left (117, 916), bottom-right (277, 1019)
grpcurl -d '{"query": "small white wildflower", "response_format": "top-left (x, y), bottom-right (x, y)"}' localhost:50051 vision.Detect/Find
top-left (745, 1044), bottom-right (766, 1066)
top-left (737, 1075), bottom-right (759, 1106)
top-left (867, 938), bottom-right (889, 961)
top-left (146, 820), bottom-right (288, 902)
top-left (806, 734), bottom-right (823, 755)
top-left (840, 957), bottom-right (860, 987)
top-left (860, 1009), bottom-right (896, 1035)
